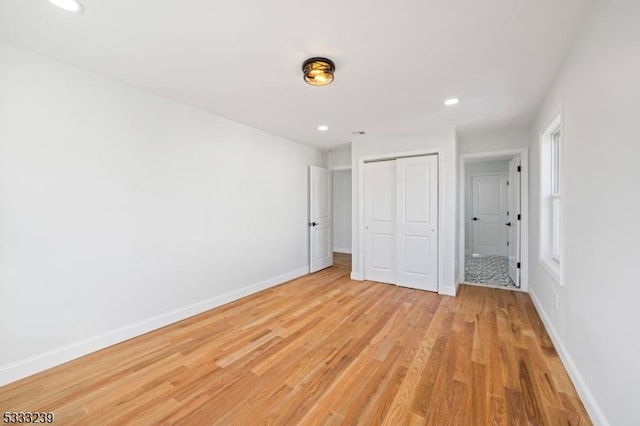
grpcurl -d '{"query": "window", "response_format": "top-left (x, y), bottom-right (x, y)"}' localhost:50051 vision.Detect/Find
top-left (550, 128), bottom-right (561, 262)
top-left (540, 114), bottom-right (562, 283)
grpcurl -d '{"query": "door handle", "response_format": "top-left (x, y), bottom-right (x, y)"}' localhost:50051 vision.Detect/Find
top-left (309, 222), bottom-right (319, 227)
top-left (472, 217), bottom-right (479, 221)
top-left (505, 222), bottom-right (511, 227)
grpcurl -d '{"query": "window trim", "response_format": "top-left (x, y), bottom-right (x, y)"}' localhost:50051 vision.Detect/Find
top-left (539, 113), bottom-right (564, 285)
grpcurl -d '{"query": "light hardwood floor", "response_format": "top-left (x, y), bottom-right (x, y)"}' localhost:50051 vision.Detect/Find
top-left (0, 264), bottom-right (591, 425)
top-left (333, 252), bottom-right (352, 268)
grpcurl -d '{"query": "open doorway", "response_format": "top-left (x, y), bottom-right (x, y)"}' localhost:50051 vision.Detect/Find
top-left (459, 149), bottom-right (528, 291)
top-left (332, 168), bottom-right (352, 269)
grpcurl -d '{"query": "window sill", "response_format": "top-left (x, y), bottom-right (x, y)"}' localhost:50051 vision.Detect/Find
top-left (540, 257), bottom-right (563, 286)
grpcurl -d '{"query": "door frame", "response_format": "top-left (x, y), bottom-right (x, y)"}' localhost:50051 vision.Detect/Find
top-left (458, 148), bottom-right (529, 292)
top-left (356, 147), bottom-right (444, 293)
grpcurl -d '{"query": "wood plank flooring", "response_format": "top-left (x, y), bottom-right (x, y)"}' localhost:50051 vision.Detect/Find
top-left (0, 264), bottom-right (591, 425)
top-left (333, 252), bottom-right (352, 268)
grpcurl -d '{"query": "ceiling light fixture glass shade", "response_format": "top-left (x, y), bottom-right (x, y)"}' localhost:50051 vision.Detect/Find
top-left (302, 57), bottom-right (335, 86)
top-left (48, 0), bottom-right (84, 13)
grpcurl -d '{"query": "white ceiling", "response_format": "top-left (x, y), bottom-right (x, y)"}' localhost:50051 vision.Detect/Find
top-left (0, 0), bottom-right (593, 149)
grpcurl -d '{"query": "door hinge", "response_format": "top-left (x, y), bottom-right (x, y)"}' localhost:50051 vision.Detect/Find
top-left (517, 214), bottom-right (521, 220)
top-left (507, 241), bottom-right (509, 246)
top-left (517, 262), bottom-right (521, 269)
top-left (506, 180), bottom-right (509, 186)
top-left (517, 165), bottom-right (521, 172)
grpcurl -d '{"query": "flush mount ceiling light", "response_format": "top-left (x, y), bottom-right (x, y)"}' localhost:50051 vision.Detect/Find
top-left (444, 98), bottom-right (460, 106)
top-left (302, 57), bottom-right (335, 86)
top-left (48, 0), bottom-right (84, 13)
top-left (317, 125), bottom-right (329, 132)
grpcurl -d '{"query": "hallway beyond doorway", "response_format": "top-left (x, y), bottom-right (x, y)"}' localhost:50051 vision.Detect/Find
top-left (333, 252), bottom-right (351, 268)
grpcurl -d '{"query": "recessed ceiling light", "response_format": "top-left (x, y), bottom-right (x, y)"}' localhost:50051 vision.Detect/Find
top-left (48, 0), bottom-right (84, 13)
top-left (444, 98), bottom-right (459, 106)
top-left (318, 125), bottom-right (329, 132)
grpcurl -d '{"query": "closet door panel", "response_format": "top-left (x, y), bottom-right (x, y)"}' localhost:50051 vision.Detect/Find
top-left (364, 160), bottom-right (396, 284)
top-left (396, 155), bottom-right (438, 291)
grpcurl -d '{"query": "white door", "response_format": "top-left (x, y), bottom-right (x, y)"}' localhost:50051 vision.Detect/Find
top-left (395, 155), bottom-right (438, 291)
top-left (364, 155), bottom-right (439, 291)
top-left (507, 158), bottom-right (521, 285)
top-left (471, 174), bottom-right (508, 256)
top-left (364, 161), bottom-right (396, 284)
top-left (309, 165), bottom-right (332, 273)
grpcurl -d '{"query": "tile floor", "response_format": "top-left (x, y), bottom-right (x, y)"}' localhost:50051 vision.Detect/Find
top-left (464, 254), bottom-right (517, 288)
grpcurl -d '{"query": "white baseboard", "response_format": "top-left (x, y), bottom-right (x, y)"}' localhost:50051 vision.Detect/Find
top-left (0, 267), bottom-right (309, 387)
top-left (350, 271), bottom-right (364, 281)
top-left (529, 289), bottom-right (609, 426)
top-left (333, 247), bottom-right (352, 254)
top-left (438, 285), bottom-right (457, 296)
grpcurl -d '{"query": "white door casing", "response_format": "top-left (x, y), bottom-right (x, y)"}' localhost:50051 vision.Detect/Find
top-left (309, 165), bottom-right (332, 273)
top-left (396, 155), bottom-right (439, 291)
top-left (364, 155), bottom-right (439, 291)
top-left (471, 174), bottom-right (508, 256)
top-left (508, 157), bottom-right (521, 285)
top-left (364, 161), bottom-right (396, 284)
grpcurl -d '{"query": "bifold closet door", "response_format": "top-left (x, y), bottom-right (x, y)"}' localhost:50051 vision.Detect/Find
top-left (364, 155), bottom-right (438, 291)
top-left (395, 155), bottom-right (438, 291)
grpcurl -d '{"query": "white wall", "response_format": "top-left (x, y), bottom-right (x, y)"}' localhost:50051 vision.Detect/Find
top-left (464, 160), bottom-right (509, 253)
top-left (328, 147), bottom-right (351, 169)
top-left (332, 170), bottom-right (352, 253)
top-left (458, 127), bottom-right (530, 155)
top-left (0, 43), bottom-right (323, 385)
top-left (350, 130), bottom-right (458, 295)
top-left (529, 1), bottom-right (640, 424)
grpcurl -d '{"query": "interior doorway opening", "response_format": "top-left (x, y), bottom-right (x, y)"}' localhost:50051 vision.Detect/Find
top-left (332, 168), bottom-right (352, 269)
top-left (459, 149), bottom-right (528, 291)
